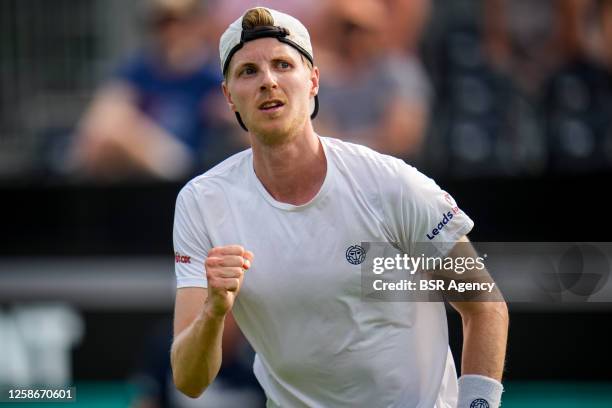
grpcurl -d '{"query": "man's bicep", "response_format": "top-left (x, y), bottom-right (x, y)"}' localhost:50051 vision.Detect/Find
top-left (174, 287), bottom-right (208, 338)
top-left (446, 236), bottom-right (505, 315)
top-left (448, 235), bottom-right (473, 255)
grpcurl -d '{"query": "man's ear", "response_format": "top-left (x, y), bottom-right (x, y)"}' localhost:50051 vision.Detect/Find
top-left (222, 81), bottom-right (237, 112)
top-left (309, 66), bottom-right (320, 98)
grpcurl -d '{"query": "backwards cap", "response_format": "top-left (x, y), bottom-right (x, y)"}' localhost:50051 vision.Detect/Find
top-left (219, 7), bottom-right (318, 130)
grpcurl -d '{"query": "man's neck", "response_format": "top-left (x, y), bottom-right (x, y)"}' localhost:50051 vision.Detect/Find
top-left (251, 126), bottom-right (327, 206)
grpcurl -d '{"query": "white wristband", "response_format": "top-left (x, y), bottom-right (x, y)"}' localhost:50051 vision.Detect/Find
top-left (457, 374), bottom-right (504, 408)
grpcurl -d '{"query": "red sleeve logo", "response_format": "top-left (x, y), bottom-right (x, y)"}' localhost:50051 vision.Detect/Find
top-left (175, 252), bottom-right (191, 264)
top-left (444, 193), bottom-right (460, 215)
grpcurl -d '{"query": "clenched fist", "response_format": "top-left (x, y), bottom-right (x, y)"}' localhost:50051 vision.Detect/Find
top-left (204, 245), bottom-right (254, 318)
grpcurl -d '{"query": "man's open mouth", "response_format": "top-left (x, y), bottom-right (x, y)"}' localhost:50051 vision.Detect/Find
top-left (259, 100), bottom-right (285, 111)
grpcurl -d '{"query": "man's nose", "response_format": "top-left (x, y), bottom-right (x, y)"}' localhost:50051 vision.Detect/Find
top-left (259, 67), bottom-right (278, 91)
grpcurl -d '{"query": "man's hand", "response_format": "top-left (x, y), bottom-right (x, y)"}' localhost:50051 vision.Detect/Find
top-left (204, 245), bottom-right (254, 318)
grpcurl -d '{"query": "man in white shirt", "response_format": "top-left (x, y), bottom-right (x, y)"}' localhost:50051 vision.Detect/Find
top-left (170, 7), bottom-right (508, 408)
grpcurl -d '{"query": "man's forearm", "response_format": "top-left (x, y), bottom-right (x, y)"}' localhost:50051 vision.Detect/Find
top-left (171, 309), bottom-right (225, 398)
top-left (460, 302), bottom-right (509, 381)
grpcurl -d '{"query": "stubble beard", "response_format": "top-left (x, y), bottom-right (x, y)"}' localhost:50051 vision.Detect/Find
top-left (251, 107), bottom-right (309, 147)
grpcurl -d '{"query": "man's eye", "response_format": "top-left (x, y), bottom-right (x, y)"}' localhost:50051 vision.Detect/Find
top-left (278, 61), bottom-right (290, 69)
top-left (242, 67), bottom-right (256, 75)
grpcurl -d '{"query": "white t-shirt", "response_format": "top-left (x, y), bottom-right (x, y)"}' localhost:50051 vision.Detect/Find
top-left (174, 137), bottom-right (474, 408)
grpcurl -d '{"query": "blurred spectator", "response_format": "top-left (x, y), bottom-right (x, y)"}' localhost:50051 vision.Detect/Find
top-left (483, 0), bottom-right (564, 96)
top-left (481, 0), bottom-right (608, 93)
top-left (421, 0), bottom-right (610, 177)
top-left (541, 0), bottom-right (612, 172)
top-left (380, 0), bottom-right (432, 53)
top-left (596, 0), bottom-right (612, 69)
top-left (69, 0), bottom-right (244, 182)
top-left (313, 0), bottom-right (432, 160)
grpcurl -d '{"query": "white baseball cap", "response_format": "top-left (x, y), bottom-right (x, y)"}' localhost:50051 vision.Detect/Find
top-left (219, 7), bottom-right (314, 76)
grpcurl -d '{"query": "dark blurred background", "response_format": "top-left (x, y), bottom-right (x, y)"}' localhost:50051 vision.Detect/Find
top-left (1, 0), bottom-right (611, 407)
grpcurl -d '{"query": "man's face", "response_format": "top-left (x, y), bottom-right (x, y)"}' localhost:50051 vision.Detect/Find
top-left (222, 38), bottom-right (319, 145)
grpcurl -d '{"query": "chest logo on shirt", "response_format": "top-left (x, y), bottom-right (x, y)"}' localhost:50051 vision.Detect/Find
top-left (470, 399), bottom-right (489, 408)
top-left (346, 245), bottom-right (367, 265)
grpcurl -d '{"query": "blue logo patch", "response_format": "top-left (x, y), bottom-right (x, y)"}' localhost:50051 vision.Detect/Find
top-left (346, 245), bottom-right (366, 265)
top-left (470, 398), bottom-right (490, 408)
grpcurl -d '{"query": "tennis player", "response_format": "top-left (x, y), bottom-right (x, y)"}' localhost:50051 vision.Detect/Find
top-left (171, 7), bottom-right (508, 408)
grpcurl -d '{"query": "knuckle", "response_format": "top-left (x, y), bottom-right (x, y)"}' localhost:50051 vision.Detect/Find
top-left (218, 256), bottom-right (232, 267)
top-left (222, 255), bottom-right (244, 268)
top-left (215, 282), bottom-right (228, 292)
top-left (232, 256), bottom-right (245, 267)
top-left (221, 268), bottom-right (239, 279)
top-left (225, 267), bottom-right (242, 278)
top-left (205, 256), bottom-right (218, 268)
top-left (231, 245), bottom-right (244, 256)
top-left (207, 269), bottom-right (221, 282)
top-left (226, 278), bottom-right (240, 291)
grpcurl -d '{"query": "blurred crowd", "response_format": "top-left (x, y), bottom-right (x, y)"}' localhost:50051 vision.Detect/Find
top-left (67, 0), bottom-right (434, 183)
top-left (424, 0), bottom-right (612, 177)
top-left (2, 1), bottom-right (612, 407)
top-left (2, 0), bottom-right (611, 183)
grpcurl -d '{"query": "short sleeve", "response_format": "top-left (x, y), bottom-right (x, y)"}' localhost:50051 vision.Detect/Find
top-left (173, 184), bottom-right (212, 288)
top-left (385, 161), bottom-right (474, 257)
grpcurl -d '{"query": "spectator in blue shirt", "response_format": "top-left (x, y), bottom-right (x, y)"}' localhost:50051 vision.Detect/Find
top-left (72, 0), bottom-right (244, 181)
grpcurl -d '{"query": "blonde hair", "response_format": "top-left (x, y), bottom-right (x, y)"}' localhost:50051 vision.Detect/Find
top-left (242, 7), bottom-right (313, 70)
top-left (241, 7), bottom-right (275, 29)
